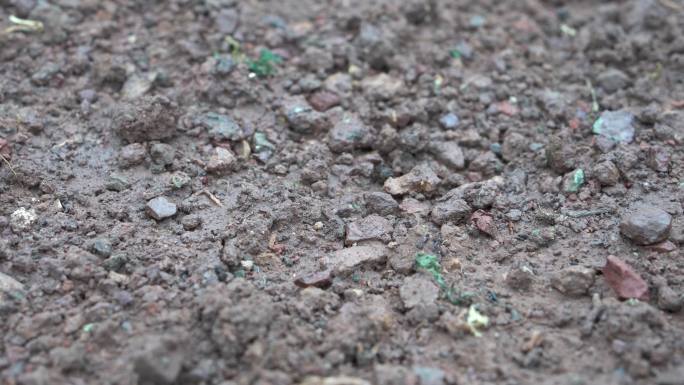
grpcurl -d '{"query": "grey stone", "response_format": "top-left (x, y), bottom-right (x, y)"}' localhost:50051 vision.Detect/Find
top-left (200, 113), bottom-right (247, 141)
top-left (384, 164), bottom-right (441, 195)
top-left (283, 96), bottom-right (329, 134)
top-left (364, 192), bottom-right (399, 215)
top-left (670, 222), bottom-right (684, 245)
top-left (150, 143), bottom-right (175, 166)
top-left (329, 242), bottom-right (389, 276)
top-left (146, 197), bottom-right (177, 221)
top-left (551, 266), bottom-right (595, 297)
top-left (374, 364), bottom-right (418, 385)
top-left (413, 367), bottom-right (445, 385)
top-left (90, 239), bottom-right (112, 258)
top-left (105, 174), bottom-right (130, 192)
top-left (328, 115), bottom-right (373, 153)
top-left (206, 147), bottom-right (236, 175)
top-left (400, 275), bottom-right (439, 309)
top-left (430, 197), bottom-right (471, 225)
top-left (181, 215), bottom-right (201, 231)
top-left (119, 143), bottom-right (147, 167)
top-left (439, 113), bottom-right (459, 129)
top-left (133, 337), bottom-right (184, 385)
top-left (502, 132), bottom-right (527, 162)
top-left (113, 96), bottom-right (177, 143)
top-left (593, 161), bottom-right (620, 186)
top-left (0, 271), bottom-right (25, 296)
top-left (345, 215), bottom-right (393, 245)
top-left (597, 68), bottom-right (630, 93)
top-left (121, 73), bottom-right (152, 100)
top-left (620, 205), bottom-right (672, 245)
top-left (593, 110), bottom-right (635, 144)
top-left (430, 141), bottom-right (465, 169)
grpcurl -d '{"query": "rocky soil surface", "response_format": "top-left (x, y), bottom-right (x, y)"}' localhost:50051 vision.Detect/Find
top-left (1, 0), bottom-right (683, 384)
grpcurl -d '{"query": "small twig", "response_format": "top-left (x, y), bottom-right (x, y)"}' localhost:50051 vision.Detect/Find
top-left (0, 153), bottom-right (17, 177)
top-left (561, 207), bottom-right (615, 218)
top-left (197, 189), bottom-right (223, 207)
top-left (1, 15), bottom-right (44, 36)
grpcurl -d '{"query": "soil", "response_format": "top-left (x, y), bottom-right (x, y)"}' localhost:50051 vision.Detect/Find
top-left (1, 0), bottom-right (684, 384)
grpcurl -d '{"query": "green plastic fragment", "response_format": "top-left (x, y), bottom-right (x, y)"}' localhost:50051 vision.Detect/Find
top-left (449, 49), bottom-right (462, 59)
top-left (565, 169), bottom-right (585, 193)
top-left (83, 323), bottom-right (94, 333)
top-left (415, 253), bottom-right (445, 288)
top-left (247, 49), bottom-right (282, 77)
top-left (466, 305), bottom-right (489, 337)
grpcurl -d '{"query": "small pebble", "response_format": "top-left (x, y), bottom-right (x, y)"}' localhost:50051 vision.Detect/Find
top-left (620, 205), bottom-right (672, 245)
top-left (146, 197), bottom-right (177, 221)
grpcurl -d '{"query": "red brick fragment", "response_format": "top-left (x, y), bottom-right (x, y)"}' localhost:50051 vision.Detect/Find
top-left (602, 255), bottom-right (649, 301)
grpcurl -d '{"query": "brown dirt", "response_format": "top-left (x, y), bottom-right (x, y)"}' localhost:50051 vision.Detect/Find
top-left (1, 0), bottom-right (683, 384)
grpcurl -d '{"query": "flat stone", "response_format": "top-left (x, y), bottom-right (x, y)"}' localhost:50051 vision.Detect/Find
top-left (430, 141), bottom-right (465, 169)
top-left (430, 197), bottom-right (471, 225)
top-left (603, 255), bottom-right (649, 301)
top-left (384, 164), bottom-right (441, 195)
top-left (345, 214), bottom-right (393, 245)
top-left (620, 205), bottom-right (672, 245)
top-left (146, 197), bottom-right (177, 221)
top-left (329, 242), bottom-right (389, 276)
top-left (550, 265), bottom-right (595, 297)
top-left (364, 192), bottom-right (399, 215)
top-left (592, 110), bottom-right (635, 144)
top-left (294, 270), bottom-right (333, 289)
top-left (399, 275), bottom-right (439, 309)
top-left (200, 112), bottom-right (247, 141)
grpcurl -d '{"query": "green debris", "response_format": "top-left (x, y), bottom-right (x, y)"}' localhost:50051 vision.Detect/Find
top-left (433, 74), bottom-right (444, 95)
top-left (224, 36), bottom-right (243, 60)
top-left (247, 49), bottom-right (282, 77)
top-left (563, 168), bottom-right (585, 193)
top-left (252, 132), bottom-right (274, 156)
top-left (170, 172), bottom-right (190, 189)
top-left (560, 23), bottom-right (577, 37)
top-left (415, 253), bottom-right (445, 288)
top-left (466, 305), bottom-right (489, 337)
top-left (83, 323), bottom-right (94, 333)
top-left (449, 49), bottom-right (462, 59)
top-left (2, 15), bottom-right (44, 35)
top-left (416, 253), bottom-right (474, 306)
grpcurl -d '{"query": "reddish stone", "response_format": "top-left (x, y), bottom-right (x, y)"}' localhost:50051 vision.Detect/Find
top-left (496, 101), bottom-right (519, 117)
top-left (470, 210), bottom-right (497, 238)
top-left (294, 270), bottom-right (332, 288)
top-left (602, 255), bottom-right (649, 301)
top-left (308, 90), bottom-right (341, 112)
top-left (646, 240), bottom-right (677, 253)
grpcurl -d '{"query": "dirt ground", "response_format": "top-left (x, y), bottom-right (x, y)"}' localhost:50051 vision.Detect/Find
top-left (1, 0), bottom-right (684, 384)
